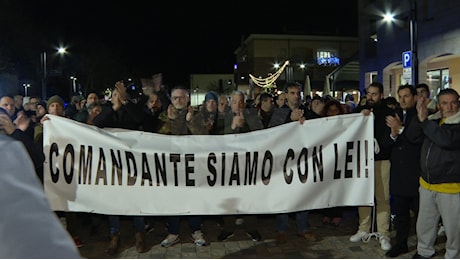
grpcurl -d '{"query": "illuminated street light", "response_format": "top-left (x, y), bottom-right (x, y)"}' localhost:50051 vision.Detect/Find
top-left (383, 13), bottom-right (395, 23)
top-left (23, 83), bottom-right (31, 97)
top-left (70, 76), bottom-right (77, 93)
top-left (57, 47), bottom-right (67, 55)
top-left (40, 52), bottom-right (47, 99)
top-left (41, 45), bottom-right (69, 99)
top-left (383, 0), bottom-right (418, 85)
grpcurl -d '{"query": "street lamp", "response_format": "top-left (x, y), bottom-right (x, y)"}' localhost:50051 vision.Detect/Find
top-left (70, 76), bottom-right (77, 93)
top-left (382, 0), bottom-right (418, 85)
top-left (40, 45), bottom-right (68, 100)
top-left (40, 51), bottom-right (47, 100)
top-left (286, 63), bottom-right (293, 83)
top-left (23, 83), bottom-right (31, 97)
top-left (409, 0), bottom-right (418, 85)
top-left (58, 47), bottom-right (67, 55)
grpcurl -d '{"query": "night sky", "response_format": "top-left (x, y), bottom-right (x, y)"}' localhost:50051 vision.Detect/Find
top-left (1, 0), bottom-right (358, 94)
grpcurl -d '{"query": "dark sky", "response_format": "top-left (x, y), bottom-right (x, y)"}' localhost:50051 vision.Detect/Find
top-left (2, 1), bottom-right (358, 89)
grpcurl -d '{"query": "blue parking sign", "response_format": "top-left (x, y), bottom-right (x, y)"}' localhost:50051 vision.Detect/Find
top-left (402, 51), bottom-right (412, 68)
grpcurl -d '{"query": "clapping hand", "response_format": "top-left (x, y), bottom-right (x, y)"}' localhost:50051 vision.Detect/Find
top-left (186, 105), bottom-right (195, 122)
top-left (386, 114), bottom-right (403, 137)
top-left (166, 104), bottom-right (177, 120)
top-left (0, 113), bottom-right (16, 135)
top-left (231, 111), bottom-right (245, 130)
top-left (290, 108), bottom-right (304, 122)
top-left (416, 96), bottom-right (429, 122)
top-left (13, 111), bottom-right (31, 132)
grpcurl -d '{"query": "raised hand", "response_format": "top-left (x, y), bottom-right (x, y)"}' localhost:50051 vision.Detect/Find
top-left (114, 81), bottom-right (128, 102)
top-left (231, 111), bottom-right (245, 130)
top-left (186, 105), bottom-right (195, 122)
top-left (290, 108), bottom-right (304, 121)
top-left (386, 114), bottom-right (402, 137)
top-left (13, 111), bottom-right (31, 132)
top-left (416, 96), bottom-right (429, 122)
top-left (167, 104), bottom-right (177, 120)
top-left (0, 114), bottom-right (16, 135)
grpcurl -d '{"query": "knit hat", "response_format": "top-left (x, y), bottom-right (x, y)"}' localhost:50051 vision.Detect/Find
top-left (23, 96), bottom-right (31, 106)
top-left (46, 95), bottom-right (64, 110)
top-left (204, 91), bottom-right (218, 103)
top-left (37, 100), bottom-right (47, 110)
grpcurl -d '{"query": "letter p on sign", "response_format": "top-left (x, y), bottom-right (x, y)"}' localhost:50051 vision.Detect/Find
top-left (402, 51), bottom-right (412, 68)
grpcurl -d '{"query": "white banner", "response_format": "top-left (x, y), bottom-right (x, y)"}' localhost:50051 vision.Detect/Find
top-left (43, 113), bottom-right (374, 216)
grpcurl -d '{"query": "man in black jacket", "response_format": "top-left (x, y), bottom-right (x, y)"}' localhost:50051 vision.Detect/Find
top-left (382, 84), bottom-right (424, 257)
top-left (93, 81), bottom-right (147, 254)
top-left (350, 82), bottom-right (394, 251)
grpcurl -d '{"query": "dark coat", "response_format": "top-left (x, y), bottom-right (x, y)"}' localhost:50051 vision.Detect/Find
top-left (419, 110), bottom-right (460, 184)
top-left (10, 128), bottom-right (45, 182)
top-left (355, 103), bottom-right (394, 161)
top-left (93, 101), bottom-right (145, 130)
top-left (267, 104), bottom-right (307, 128)
top-left (382, 107), bottom-right (424, 196)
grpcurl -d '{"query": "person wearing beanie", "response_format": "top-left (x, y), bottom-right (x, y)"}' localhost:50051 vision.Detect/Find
top-left (35, 101), bottom-right (48, 122)
top-left (35, 95), bottom-right (66, 170)
top-left (46, 95), bottom-right (65, 112)
top-left (197, 91), bottom-right (222, 134)
top-left (36, 95), bottom-right (65, 146)
top-left (37, 100), bottom-right (47, 110)
top-left (36, 94), bottom-right (83, 248)
top-left (204, 91), bottom-right (218, 103)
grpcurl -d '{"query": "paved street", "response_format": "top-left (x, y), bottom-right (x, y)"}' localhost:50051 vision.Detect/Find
top-left (76, 208), bottom-right (446, 259)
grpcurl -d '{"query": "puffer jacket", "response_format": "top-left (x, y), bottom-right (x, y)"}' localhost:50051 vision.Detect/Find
top-left (419, 110), bottom-right (460, 184)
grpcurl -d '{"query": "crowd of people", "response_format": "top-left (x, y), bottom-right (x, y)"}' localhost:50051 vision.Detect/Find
top-left (1, 79), bottom-right (459, 258)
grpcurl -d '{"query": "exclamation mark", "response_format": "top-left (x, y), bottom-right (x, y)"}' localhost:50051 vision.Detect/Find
top-left (356, 140), bottom-right (361, 178)
top-left (365, 140), bottom-right (369, 178)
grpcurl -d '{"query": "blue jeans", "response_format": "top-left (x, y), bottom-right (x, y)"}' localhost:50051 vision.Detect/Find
top-left (167, 216), bottom-right (202, 235)
top-left (276, 210), bottom-right (310, 233)
top-left (109, 215), bottom-right (144, 235)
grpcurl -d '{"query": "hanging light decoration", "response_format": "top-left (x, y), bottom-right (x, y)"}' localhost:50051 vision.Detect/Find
top-left (249, 60), bottom-right (290, 92)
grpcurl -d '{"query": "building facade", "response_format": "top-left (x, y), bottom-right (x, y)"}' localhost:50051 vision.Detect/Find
top-left (233, 34), bottom-right (359, 101)
top-left (358, 0), bottom-right (460, 97)
top-left (188, 74), bottom-right (234, 106)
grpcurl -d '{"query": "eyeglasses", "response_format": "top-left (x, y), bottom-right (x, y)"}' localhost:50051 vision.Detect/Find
top-left (172, 96), bottom-right (185, 100)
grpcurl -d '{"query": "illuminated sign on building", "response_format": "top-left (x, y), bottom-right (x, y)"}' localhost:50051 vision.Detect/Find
top-left (317, 56), bottom-right (340, 66)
